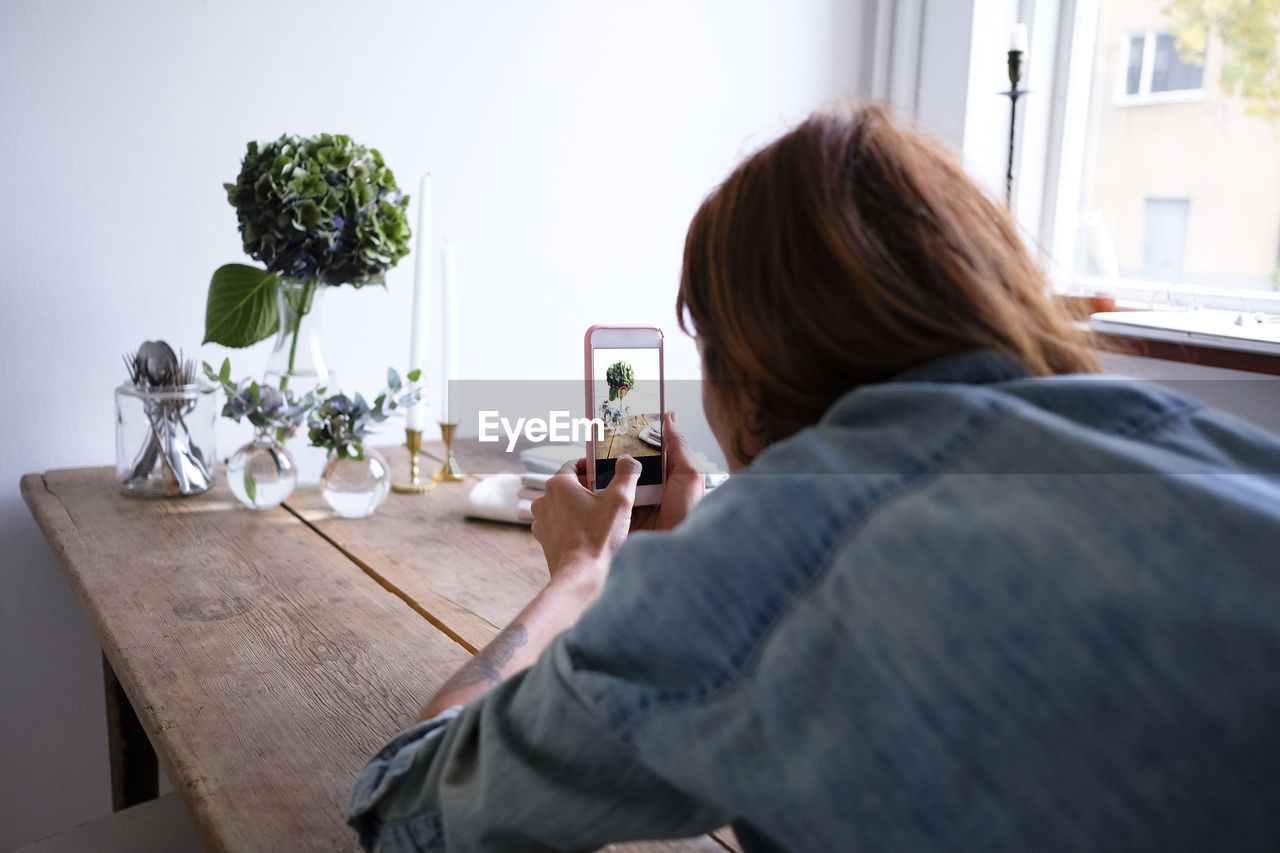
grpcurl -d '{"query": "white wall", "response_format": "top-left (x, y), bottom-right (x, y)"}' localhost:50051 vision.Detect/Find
top-left (0, 0), bottom-right (864, 846)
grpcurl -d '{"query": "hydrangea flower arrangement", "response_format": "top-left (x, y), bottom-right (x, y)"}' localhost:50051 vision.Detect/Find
top-left (606, 360), bottom-right (634, 401)
top-left (204, 133), bottom-right (412, 351)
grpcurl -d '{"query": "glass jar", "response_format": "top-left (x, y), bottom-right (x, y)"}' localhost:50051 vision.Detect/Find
top-left (319, 447), bottom-right (391, 518)
top-left (227, 431), bottom-right (297, 510)
top-left (115, 383), bottom-right (217, 497)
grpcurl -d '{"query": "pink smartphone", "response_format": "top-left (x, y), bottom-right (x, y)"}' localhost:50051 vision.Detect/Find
top-left (584, 325), bottom-right (665, 506)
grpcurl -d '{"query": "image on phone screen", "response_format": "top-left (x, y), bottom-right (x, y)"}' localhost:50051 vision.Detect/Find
top-left (592, 346), bottom-right (663, 489)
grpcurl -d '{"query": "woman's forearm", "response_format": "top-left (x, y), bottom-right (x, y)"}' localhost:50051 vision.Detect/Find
top-left (417, 564), bottom-right (603, 722)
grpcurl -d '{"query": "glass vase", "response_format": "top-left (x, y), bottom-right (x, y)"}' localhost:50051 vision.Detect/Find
top-left (265, 279), bottom-right (329, 392)
top-left (115, 383), bottom-right (217, 497)
top-left (227, 431), bottom-right (297, 510)
top-left (264, 279), bottom-right (333, 487)
top-left (601, 401), bottom-right (629, 437)
top-left (320, 447), bottom-right (391, 518)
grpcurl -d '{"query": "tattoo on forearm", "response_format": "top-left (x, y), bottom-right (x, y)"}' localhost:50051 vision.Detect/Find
top-left (440, 624), bottom-right (529, 693)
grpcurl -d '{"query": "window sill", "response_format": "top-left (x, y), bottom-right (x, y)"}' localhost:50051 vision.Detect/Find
top-left (1055, 276), bottom-right (1280, 316)
top-left (1084, 309), bottom-right (1280, 375)
top-left (1113, 90), bottom-right (1206, 107)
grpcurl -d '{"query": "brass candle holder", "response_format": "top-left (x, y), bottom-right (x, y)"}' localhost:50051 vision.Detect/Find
top-left (434, 421), bottom-right (466, 482)
top-left (392, 428), bottom-right (437, 494)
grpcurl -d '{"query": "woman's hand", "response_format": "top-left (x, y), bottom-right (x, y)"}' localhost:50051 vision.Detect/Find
top-left (629, 411), bottom-right (706, 533)
top-left (529, 411), bottom-right (706, 594)
top-left (424, 462), bottom-right (640, 722)
top-left (530, 453), bottom-right (642, 593)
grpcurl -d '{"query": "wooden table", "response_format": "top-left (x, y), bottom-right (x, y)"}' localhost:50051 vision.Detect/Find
top-left (22, 442), bottom-right (737, 853)
top-left (597, 422), bottom-right (662, 463)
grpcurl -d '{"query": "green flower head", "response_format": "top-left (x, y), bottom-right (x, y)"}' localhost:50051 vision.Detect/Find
top-left (224, 133), bottom-right (411, 286)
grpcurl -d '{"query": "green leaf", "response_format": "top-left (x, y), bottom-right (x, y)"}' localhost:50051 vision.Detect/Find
top-left (219, 358), bottom-right (231, 382)
top-left (407, 368), bottom-right (421, 382)
top-left (243, 467), bottom-right (257, 506)
top-left (204, 264), bottom-right (281, 348)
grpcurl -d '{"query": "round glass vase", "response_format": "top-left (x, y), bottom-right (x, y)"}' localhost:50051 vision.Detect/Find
top-left (227, 431), bottom-right (297, 511)
top-left (319, 446), bottom-right (391, 518)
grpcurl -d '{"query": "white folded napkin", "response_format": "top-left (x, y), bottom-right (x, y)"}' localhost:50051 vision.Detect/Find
top-left (519, 444), bottom-right (585, 474)
top-left (521, 472), bottom-right (553, 491)
top-left (463, 473), bottom-right (534, 525)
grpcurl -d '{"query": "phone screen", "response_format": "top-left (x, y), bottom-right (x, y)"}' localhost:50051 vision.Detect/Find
top-left (592, 346), bottom-right (663, 489)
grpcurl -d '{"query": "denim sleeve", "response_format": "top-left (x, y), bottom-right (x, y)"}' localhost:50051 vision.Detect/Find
top-left (347, 638), bottom-right (733, 852)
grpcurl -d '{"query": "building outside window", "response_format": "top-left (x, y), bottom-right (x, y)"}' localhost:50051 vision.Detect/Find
top-left (1056, 0), bottom-right (1280, 304)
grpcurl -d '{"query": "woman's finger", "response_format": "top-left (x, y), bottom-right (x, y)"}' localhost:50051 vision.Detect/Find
top-left (549, 458), bottom-right (589, 493)
top-left (607, 455), bottom-right (643, 504)
top-left (662, 411), bottom-right (700, 476)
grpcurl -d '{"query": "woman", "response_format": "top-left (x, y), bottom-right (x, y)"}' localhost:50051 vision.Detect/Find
top-left (349, 103), bottom-right (1280, 851)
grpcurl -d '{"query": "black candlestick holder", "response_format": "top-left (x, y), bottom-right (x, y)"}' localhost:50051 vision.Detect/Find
top-left (1000, 49), bottom-right (1028, 209)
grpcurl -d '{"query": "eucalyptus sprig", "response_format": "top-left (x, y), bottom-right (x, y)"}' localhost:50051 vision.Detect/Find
top-left (307, 367), bottom-right (423, 460)
top-left (202, 359), bottom-right (323, 439)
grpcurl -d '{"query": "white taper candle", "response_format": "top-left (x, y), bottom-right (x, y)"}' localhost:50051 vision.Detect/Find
top-left (406, 174), bottom-right (432, 431)
top-left (1009, 23), bottom-right (1028, 54)
top-left (441, 240), bottom-right (459, 424)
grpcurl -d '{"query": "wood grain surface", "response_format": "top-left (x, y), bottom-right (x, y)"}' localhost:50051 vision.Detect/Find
top-left (285, 443), bottom-right (544, 653)
top-left (24, 462), bottom-right (735, 852)
top-left (23, 468), bottom-right (472, 852)
top-left (597, 425), bottom-right (662, 461)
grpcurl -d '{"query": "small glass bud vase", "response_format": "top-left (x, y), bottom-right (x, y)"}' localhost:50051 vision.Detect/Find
top-left (227, 431), bottom-right (297, 511)
top-left (319, 446), bottom-right (391, 518)
top-left (115, 383), bottom-right (217, 497)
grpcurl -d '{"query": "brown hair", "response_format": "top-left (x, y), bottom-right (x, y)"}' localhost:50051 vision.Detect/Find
top-left (677, 101), bottom-right (1098, 451)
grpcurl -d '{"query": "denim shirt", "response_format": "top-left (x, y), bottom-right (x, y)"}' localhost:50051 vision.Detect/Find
top-left (348, 351), bottom-right (1280, 852)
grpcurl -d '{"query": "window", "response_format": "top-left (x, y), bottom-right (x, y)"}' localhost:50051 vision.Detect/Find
top-left (1121, 31), bottom-right (1205, 102)
top-left (1045, 0), bottom-right (1280, 315)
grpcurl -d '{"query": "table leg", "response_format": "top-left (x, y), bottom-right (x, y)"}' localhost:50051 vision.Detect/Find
top-left (102, 652), bottom-right (158, 810)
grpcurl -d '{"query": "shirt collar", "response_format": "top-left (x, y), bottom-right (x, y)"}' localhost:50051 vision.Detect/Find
top-left (886, 349), bottom-right (1029, 386)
